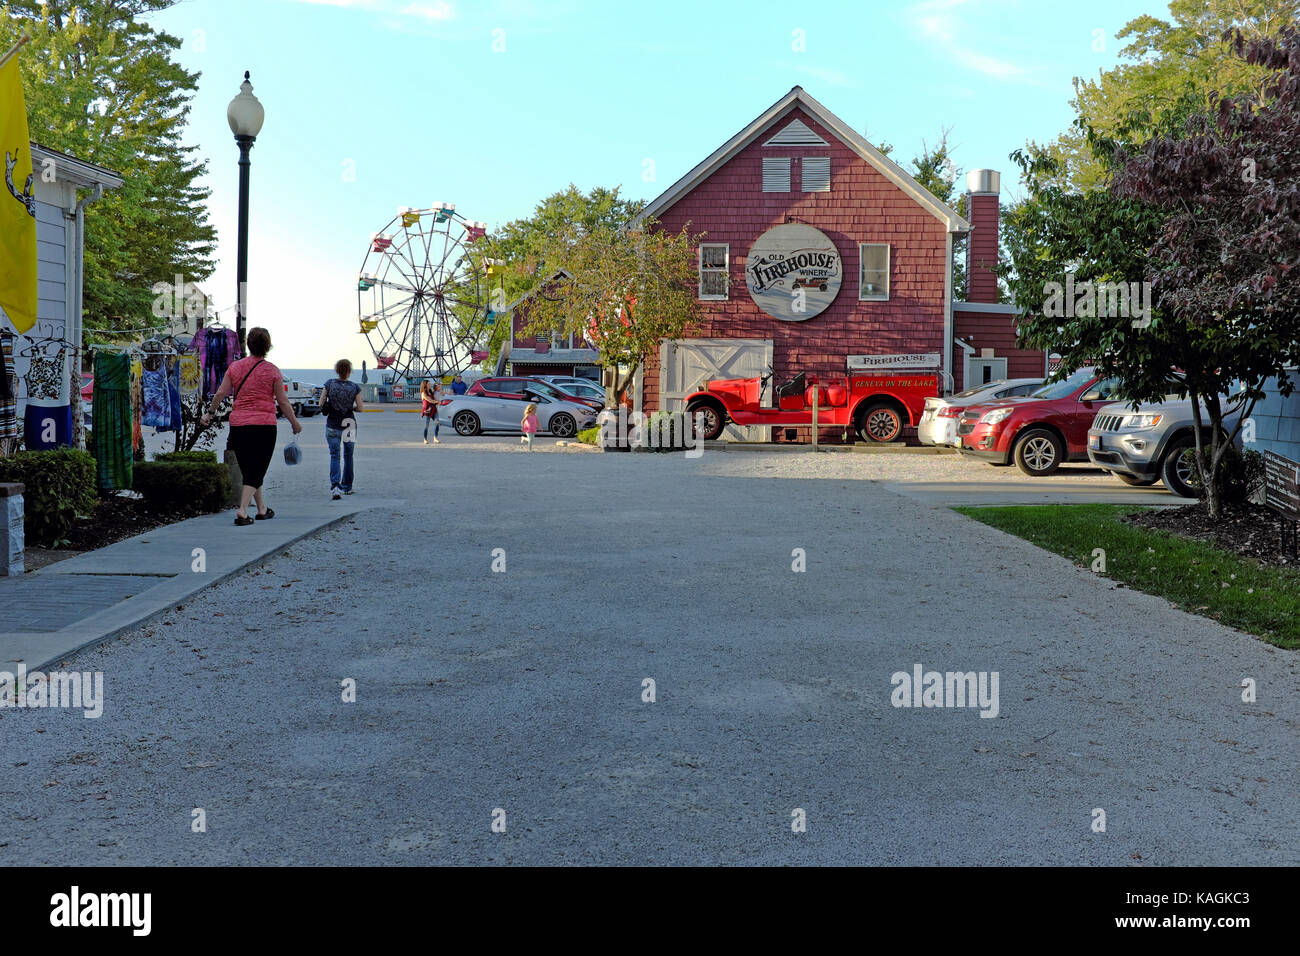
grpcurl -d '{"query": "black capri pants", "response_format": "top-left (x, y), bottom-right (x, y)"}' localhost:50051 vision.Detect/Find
top-left (228, 424), bottom-right (278, 488)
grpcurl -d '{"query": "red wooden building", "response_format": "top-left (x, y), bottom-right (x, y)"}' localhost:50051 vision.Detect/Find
top-left (635, 86), bottom-right (1043, 441)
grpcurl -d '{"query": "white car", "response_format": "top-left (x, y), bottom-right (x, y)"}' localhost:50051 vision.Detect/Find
top-left (282, 378), bottom-right (322, 417)
top-left (440, 390), bottom-right (597, 438)
top-left (917, 378), bottom-right (1044, 447)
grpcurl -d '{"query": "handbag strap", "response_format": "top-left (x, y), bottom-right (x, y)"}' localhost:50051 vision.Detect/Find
top-left (231, 358), bottom-right (265, 403)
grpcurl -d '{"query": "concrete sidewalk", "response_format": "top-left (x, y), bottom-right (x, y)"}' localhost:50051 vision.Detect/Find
top-left (0, 498), bottom-right (395, 671)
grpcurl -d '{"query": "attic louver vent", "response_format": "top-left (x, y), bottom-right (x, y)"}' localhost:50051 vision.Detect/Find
top-left (802, 156), bottom-right (831, 192)
top-left (763, 118), bottom-right (829, 147)
top-left (762, 157), bottom-right (791, 192)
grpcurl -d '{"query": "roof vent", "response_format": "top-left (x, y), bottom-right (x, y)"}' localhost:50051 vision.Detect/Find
top-left (764, 118), bottom-right (828, 147)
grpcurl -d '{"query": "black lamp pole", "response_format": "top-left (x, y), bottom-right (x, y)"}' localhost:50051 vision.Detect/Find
top-left (227, 69), bottom-right (263, 358)
top-left (235, 131), bottom-right (253, 357)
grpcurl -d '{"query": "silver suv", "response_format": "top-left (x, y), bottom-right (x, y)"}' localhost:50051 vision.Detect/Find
top-left (1087, 397), bottom-right (1244, 498)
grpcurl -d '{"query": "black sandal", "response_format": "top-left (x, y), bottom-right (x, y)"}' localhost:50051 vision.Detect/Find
top-left (234, 515), bottom-right (254, 526)
top-left (255, 508), bottom-right (275, 520)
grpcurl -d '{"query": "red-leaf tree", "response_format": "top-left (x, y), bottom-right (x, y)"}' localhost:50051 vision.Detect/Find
top-left (1114, 24), bottom-right (1300, 518)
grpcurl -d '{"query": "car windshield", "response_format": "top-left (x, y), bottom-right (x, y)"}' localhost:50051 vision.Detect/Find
top-left (954, 381), bottom-right (1006, 399)
top-left (1030, 368), bottom-right (1093, 400)
top-left (530, 381), bottom-right (563, 398)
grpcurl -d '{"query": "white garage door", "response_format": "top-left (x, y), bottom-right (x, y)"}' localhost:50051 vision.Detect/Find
top-left (660, 338), bottom-right (773, 442)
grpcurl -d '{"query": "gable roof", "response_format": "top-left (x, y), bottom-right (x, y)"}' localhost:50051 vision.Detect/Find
top-left (635, 87), bottom-right (970, 234)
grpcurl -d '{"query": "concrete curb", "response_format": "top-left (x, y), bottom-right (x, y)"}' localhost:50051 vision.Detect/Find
top-left (700, 441), bottom-right (957, 455)
top-left (1, 500), bottom-right (394, 671)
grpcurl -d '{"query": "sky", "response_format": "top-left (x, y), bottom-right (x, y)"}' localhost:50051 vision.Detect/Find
top-left (146, 0), bottom-right (1162, 368)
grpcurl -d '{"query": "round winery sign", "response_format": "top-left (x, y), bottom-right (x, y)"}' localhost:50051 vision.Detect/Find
top-left (745, 223), bottom-right (842, 322)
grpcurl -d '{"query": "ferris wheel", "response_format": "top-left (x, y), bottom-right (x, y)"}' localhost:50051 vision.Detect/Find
top-left (356, 203), bottom-right (504, 385)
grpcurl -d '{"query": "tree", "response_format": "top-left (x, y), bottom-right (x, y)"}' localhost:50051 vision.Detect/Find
top-left (485, 185), bottom-right (644, 368)
top-left (0, 0), bottom-right (216, 334)
top-left (520, 216), bottom-right (701, 405)
top-left (1034, 0), bottom-right (1298, 190)
top-left (1112, 24), bottom-right (1300, 518)
top-left (910, 128), bottom-right (971, 299)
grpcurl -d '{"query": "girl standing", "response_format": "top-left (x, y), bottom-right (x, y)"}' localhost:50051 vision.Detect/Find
top-left (421, 379), bottom-right (442, 444)
top-left (520, 402), bottom-right (539, 450)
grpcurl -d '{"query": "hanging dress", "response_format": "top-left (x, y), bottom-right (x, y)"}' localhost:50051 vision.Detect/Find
top-left (23, 350), bottom-right (72, 449)
top-left (141, 359), bottom-right (171, 429)
top-left (91, 351), bottom-right (133, 491)
top-left (129, 359), bottom-right (144, 453)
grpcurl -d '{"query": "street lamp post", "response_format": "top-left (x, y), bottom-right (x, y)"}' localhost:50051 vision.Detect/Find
top-left (227, 71), bottom-right (265, 357)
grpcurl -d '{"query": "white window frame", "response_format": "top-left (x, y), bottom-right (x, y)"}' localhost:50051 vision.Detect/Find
top-left (698, 243), bottom-right (730, 301)
top-left (859, 243), bottom-right (890, 301)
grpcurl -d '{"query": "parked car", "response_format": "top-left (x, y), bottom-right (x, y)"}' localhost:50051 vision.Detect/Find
top-left (917, 378), bottom-right (1044, 447)
top-left (537, 376), bottom-right (607, 405)
top-left (1087, 395), bottom-right (1246, 497)
top-left (468, 376), bottom-right (604, 411)
top-left (958, 367), bottom-right (1126, 476)
top-left (684, 366), bottom-right (939, 443)
top-left (440, 389), bottom-right (598, 438)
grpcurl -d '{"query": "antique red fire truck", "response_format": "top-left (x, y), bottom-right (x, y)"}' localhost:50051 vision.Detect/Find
top-left (684, 367), bottom-right (940, 443)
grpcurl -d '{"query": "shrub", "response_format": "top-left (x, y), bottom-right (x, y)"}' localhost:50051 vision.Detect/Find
top-left (577, 426), bottom-right (600, 446)
top-left (642, 411), bottom-right (689, 451)
top-left (0, 449), bottom-right (96, 547)
top-left (133, 459), bottom-right (229, 513)
top-left (1219, 447), bottom-right (1266, 507)
top-left (154, 450), bottom-right (219, 464)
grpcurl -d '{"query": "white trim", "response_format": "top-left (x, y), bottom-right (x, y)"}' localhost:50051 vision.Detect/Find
top-left (953, 301), bottom-right (1020, 314)
top-left (954, 337), bottom-right (976, 354)
top-left (30, 144), bottom-right (123, 190)
top-left (944, 233), bottom-right (954, 395)
top-left (635, 87), bottom-right (971, 234)
top-left (698, 242), bottom-right (729, 300)
top-left (858, 243), bottom-right (890, 301)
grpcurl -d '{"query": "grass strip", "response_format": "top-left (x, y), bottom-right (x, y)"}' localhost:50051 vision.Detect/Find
top-left (954, 504), bottom-right (1300, 650)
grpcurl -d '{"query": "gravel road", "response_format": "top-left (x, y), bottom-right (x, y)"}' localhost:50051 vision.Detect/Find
top-left (1, 414), bottom-right (1295, 865)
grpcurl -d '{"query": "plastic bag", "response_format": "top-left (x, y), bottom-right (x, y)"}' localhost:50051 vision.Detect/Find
top-left (283, 437), bottom-right (302, 466)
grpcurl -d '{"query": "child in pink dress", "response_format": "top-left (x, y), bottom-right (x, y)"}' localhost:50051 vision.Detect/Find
top-left (521, 403), bottom-right (539, 450)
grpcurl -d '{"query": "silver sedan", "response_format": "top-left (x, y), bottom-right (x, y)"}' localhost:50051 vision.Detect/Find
top-left (440, 391), bottom-right (598, 438)
top-left (918, 378), bottom-right (1044, 447)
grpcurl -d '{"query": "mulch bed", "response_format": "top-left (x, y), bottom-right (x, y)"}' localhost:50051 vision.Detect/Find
top-left (1125, 502), bottom-right (1300, 569)
top-left (24, 496), bottom-right (206, 572)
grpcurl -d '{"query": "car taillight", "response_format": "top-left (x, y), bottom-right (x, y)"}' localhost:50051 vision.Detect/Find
top-left (938, 406), bottom-right (962, 418)
top-left (439, 399), bottom-right (452, 405)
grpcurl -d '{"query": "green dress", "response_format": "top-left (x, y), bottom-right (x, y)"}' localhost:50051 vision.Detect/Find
top-left (92, 351), bottom-right (133, 491)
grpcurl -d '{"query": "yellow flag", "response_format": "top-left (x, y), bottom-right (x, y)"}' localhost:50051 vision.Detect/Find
top-left (0, 54), bottom-right (36, 334)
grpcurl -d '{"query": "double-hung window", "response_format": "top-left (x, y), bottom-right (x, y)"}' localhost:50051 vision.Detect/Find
top-left (699, 243), bottom-right (729, 300)
top-left (859, 243), bottom-right (890, 300)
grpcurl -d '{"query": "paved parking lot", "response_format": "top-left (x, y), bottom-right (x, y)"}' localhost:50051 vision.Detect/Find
top-left (1, 410), bottom-right (1291, 865)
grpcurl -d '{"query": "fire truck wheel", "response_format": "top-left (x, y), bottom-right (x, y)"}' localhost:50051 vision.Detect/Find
top-left (858, 403), bottom-right (903, 443)
top-left (688, 402), bottom-right (725, 441)
top-left (1013, 428), bottom-right (1064, 476)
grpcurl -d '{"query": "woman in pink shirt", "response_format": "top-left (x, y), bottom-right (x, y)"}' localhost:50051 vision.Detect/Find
top-left (201, 327), bottom-right (302, 525)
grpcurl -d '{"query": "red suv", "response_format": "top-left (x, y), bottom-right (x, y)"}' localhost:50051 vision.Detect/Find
top-left (468, 376), bottom-right (603, 411)
top-left (958, 367), bottom-right (1123, 476)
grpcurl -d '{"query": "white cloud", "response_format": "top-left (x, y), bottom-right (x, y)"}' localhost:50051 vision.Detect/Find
top-left (907, 0), bottom-right (1032, 82)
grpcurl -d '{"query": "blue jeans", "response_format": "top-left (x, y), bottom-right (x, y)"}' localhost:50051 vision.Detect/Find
top-left (423, 412), bottom-right (439, 439)
top-left (326, 426), bottom-right (355, 492)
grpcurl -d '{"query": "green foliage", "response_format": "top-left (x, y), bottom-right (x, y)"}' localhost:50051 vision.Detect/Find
top-left (132, 459), bottom-right (229, 513)
top-left (576, 426), bottom-right (600, 446)
top-left (957, 504), bottom-right (1300, 649)
top-left (1030, 0), bottom-right (1299, 190)
top-left (521, 214), bottom-right (702, 403)
top-left (642, 411), bottom-right (689, 451)
top-left (0, 449), bottom-right (96, 547)
top-left (153, 450), bottom-right (217, 464)
top-left (0, 1), bottom-right (216, 335)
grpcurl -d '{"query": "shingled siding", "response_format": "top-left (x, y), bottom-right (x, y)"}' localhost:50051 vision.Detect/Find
top-left (952, 305), bottom-right (1045, 392)
top-left (1247, 375), bottom-right (1300, 463)
top-left (645, 107), bottom-right (948, 415)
